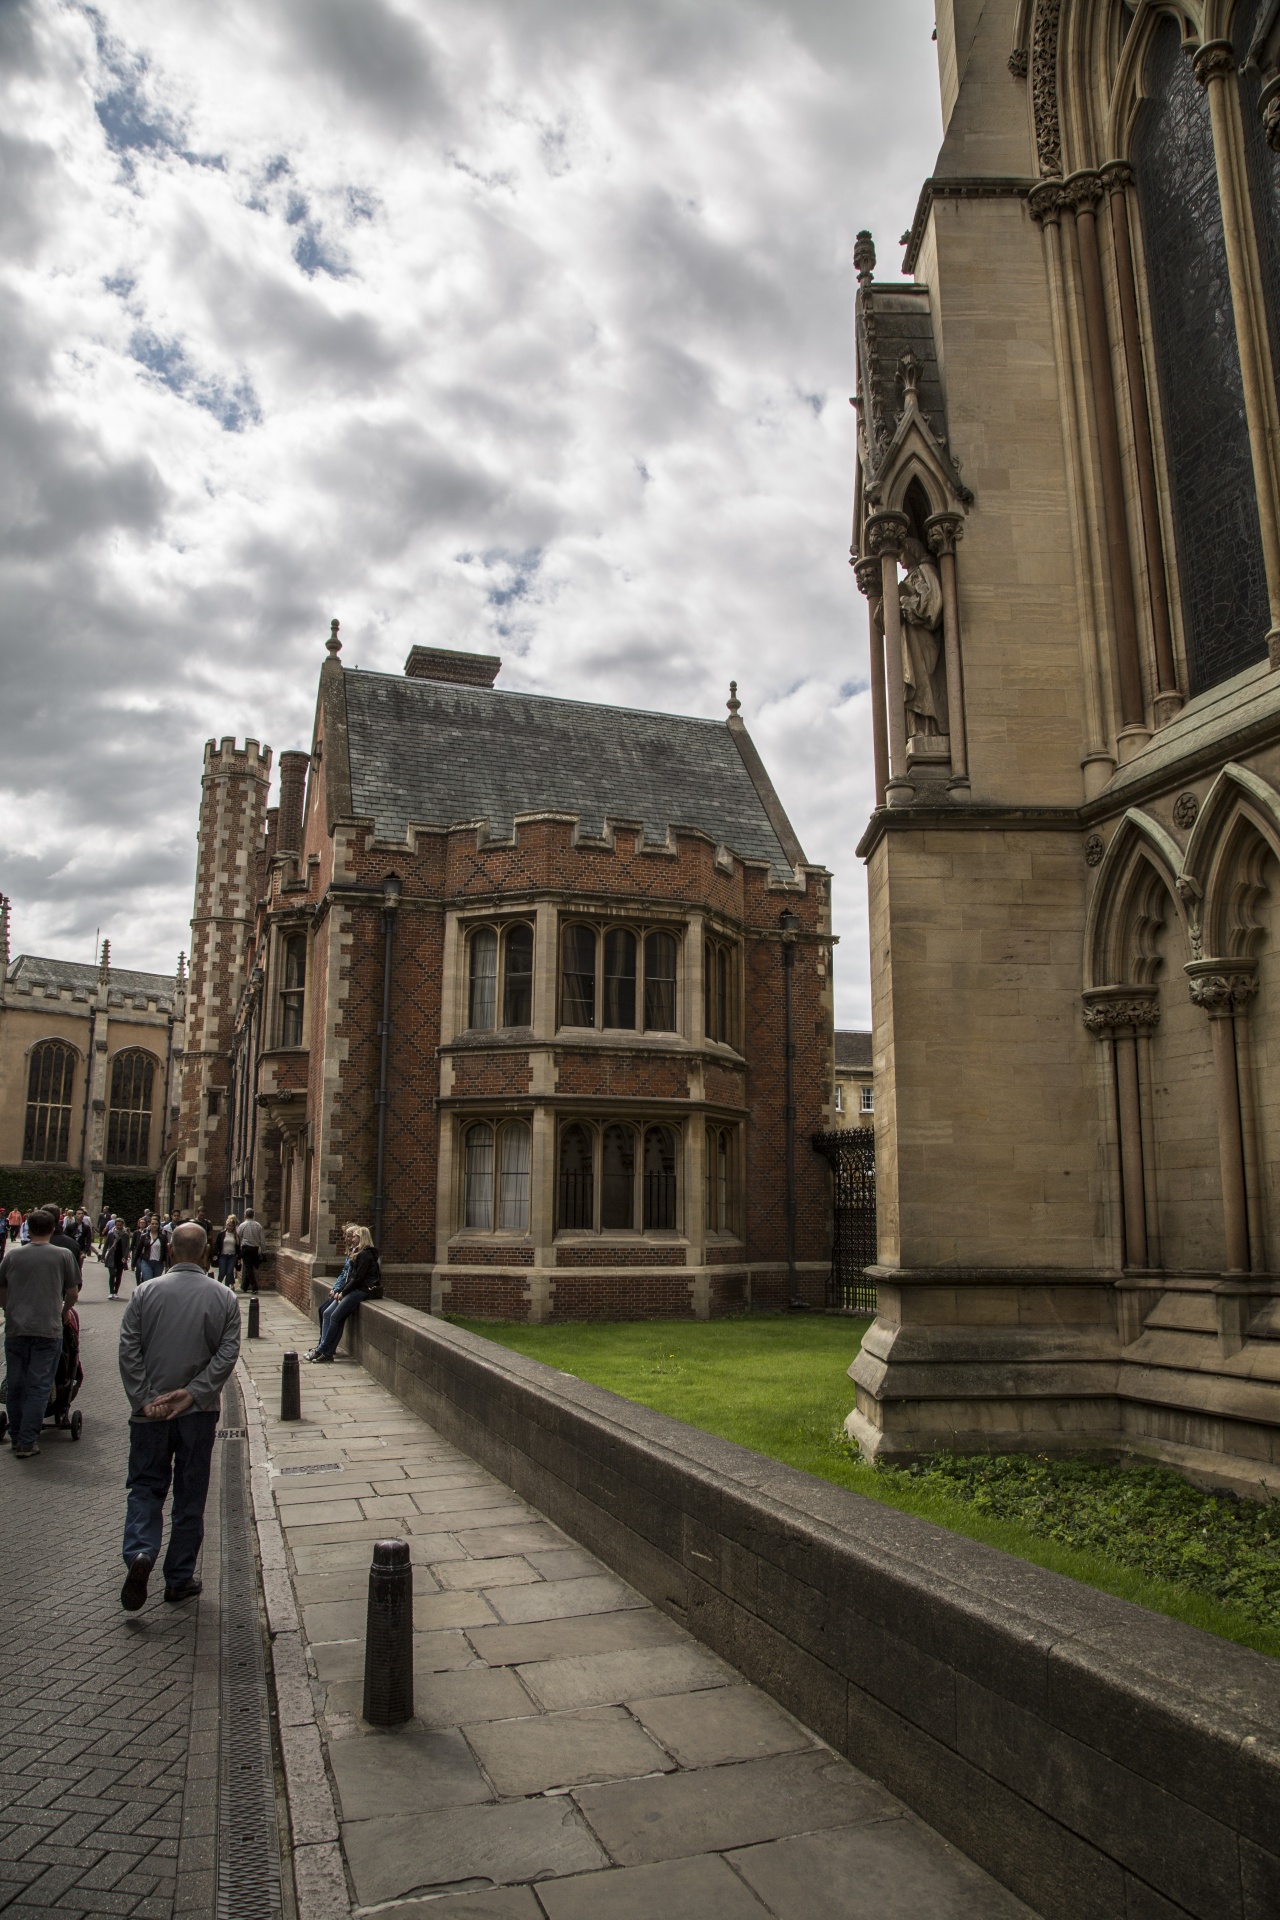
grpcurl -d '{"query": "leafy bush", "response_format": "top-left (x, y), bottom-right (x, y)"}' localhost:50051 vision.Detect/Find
top-left (891, 1453), bottom-right (1280, 1630)
top-left (102, 1173), bottom-right (159, 1222)
top-left (0, 1167), bottom-right (84, 1214)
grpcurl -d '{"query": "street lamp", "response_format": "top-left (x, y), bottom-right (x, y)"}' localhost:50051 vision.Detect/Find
top-left (779, 909), bottom-right (801, 1307)
top-left (372, 875), bottom-right (402, 1253)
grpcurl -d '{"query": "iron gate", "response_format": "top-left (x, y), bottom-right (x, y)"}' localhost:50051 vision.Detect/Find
top-left (813, 1128), bottom-right (877, 1313)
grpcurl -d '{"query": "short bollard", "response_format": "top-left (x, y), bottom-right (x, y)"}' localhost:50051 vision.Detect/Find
top-left (247, 1296), bottom-right (260, 1339)
top-left (364, 1539), bottom-right (414, 1726)
top-left (280, 1351), bottom-right (301, 1421)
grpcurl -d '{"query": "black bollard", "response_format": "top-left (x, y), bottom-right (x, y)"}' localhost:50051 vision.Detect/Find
top-left (363, 1539), bottom-right (414, 1726)
top-left (280, 1351), bottom-right (301, 1421)
top-left (247, 1296), bottom-right (260, 1339)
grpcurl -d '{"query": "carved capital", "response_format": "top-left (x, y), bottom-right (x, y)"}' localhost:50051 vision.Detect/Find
top-left (1193, 40), bottom-right (1235, 88)
top-left (1028, 180), bottom-right (1067, 227)
top-left (1100, 160), bottom-right (1134, 197)
top-left (1062, 169), bottom-right (1104, 215)
top-left (852, 555), bottom-right (882, 600)
top-left (1261, 75), bottom-right (1280, 153)
top-left (1082, 987), bottom-right (1160, 1035)
top-left (1186, 959), bottom-right (1258, 1017)
top-left (924, 511), bottom-right (964, 558)
top-left (863, 509), bottom-right (910, 562)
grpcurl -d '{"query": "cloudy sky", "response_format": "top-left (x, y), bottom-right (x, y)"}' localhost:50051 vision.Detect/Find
top-left (1, 0), bottom-right (942, 1023)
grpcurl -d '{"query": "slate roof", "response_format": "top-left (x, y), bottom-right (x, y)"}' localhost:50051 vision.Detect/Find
top-left (834, 1029), bottom-right (873, 1071)
top-left (6, 955), bottom-right (179, 1009)
top-left (342, 670), bottom-right (803, 875)
top-left (857, 285), bottom-right (949, 472)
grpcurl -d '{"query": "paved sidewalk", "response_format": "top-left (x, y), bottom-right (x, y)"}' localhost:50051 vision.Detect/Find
top-left (241, 1295), bottom-right (1035, 1919)
top-left (0, 1260), bottom-right (219, 1920)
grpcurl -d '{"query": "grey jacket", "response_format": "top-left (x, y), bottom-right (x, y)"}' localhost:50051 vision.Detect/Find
top-left (118, 1263), bottom-right (241, 1415)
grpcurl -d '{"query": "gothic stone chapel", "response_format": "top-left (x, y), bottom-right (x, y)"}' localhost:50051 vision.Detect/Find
top-left (174, 638), bottom-right (834, 1320)
top-left (851, 0), bottom-right (1280, 1492)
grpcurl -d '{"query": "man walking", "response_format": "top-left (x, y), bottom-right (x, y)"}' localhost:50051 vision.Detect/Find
top-left (0, 1209), bottom-right (80, 1458)
top-left (236, 1208), bottom-right (266, 1293)
top-left (117, 1221), bottom-right (240, 1610)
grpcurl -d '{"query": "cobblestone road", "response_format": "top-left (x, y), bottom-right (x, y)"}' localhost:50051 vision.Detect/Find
top-left (0, 1261), bottom-right (212, 1919)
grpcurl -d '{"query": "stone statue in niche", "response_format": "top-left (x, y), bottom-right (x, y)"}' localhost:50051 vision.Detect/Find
top-left (899, 538), bottom-right (949, 744)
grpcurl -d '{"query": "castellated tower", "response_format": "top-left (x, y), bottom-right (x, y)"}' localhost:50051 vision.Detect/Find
top-left (175, 737), bottom-right (272, 1219)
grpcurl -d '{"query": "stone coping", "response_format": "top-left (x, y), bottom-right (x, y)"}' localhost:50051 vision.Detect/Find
top-left (323, 1289), bottom-right (1280, 1920)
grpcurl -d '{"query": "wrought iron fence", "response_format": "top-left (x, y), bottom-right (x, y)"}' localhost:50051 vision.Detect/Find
top-left (812, 1128), bottom-right (877, 1313)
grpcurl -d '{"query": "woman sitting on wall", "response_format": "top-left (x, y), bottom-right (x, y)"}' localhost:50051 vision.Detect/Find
top-left (305, 1225), bottom-right (381, 1363)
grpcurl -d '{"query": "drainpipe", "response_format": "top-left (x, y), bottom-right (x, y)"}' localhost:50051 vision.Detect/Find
top-left (780, 908), bottom-right (800, 1306)
top-left (372, 875), bottom-right (402, 1252)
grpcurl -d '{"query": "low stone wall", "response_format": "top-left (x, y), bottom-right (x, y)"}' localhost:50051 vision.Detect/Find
top-left (310, 1286), bottom-right (1280, 1920)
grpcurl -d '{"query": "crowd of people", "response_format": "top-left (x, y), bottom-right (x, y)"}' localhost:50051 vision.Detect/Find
top-left (2, 1204), bottom-right (267, 1296)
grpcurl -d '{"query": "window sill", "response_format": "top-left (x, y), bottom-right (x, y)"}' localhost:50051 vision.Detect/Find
top-left (553, 1231), bottom-right (688, 1245)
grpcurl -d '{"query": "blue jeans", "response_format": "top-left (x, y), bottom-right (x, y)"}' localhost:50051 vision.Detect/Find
top-left (316, 1288), bottom-right (368, 1357)
top-left (123, 1410), bottom-right (219, 1584)
top-left (217, 1254), bottom-right (236, 1285)
top-left (5, 1335), bottom-right (62, 1448)
top-left (136, 1259), bottom-right (156, 1283)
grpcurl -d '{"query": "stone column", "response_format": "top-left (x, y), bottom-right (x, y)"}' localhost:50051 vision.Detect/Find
top-left (1082, 988), bottom-right (1160, 1270)
top-left (925, 511), bottom-right (968, 790)
top-left (1065, 170), bottom-right (1149, 753)
top-left (864, 509), bottom-right (913, 806)
top-left (1186, 959), bottom-right (1259, 1274)
top-left (853, 556), bottom-right (890, 807)
top-left (1102, 161), bottom-right (1181, 723)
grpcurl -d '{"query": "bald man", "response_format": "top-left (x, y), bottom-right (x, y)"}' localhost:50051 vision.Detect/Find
top-left (117, 1221), bottom-right (240, 1611)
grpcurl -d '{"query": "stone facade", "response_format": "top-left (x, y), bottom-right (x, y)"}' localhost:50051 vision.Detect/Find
top-left (832, 1029), bottom-right (874, 1130)
top-left (175, 635), bottom-right (834, 1319)
top-left (0, 901), bottom-right (186, 1217)
top-left (850, 0), bottom-right (1280, 1493)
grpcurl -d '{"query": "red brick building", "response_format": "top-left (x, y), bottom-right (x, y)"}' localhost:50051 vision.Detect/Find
top-left (174, 630), bottom-right (835, 1319)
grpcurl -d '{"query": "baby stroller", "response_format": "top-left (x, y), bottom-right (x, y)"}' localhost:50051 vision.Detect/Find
top-left (0, 1309), bottom-right (84, 1443)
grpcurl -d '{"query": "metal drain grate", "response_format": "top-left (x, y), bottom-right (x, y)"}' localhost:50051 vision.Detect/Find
top-left (216, 1412), bottom-right (284, 1920)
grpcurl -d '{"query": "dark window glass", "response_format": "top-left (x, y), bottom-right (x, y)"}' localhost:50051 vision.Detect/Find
top-left (704, 941), bottom-right (715, 1038)
top-left (558, 1123), bottom-right (594, 1229)
top-left (643, 1126), bottom-right (677, 1229)
top-left (1134, 16), bottom-right (1270, 691)
top-left (1237, 3), bottom-right (1280, 401)
top-left (23, 1042), bottom-right (75, 1163)
top-left (644, 932), bottom-right (677, 1031)
top-left (497, 1122), bottom-right (531, 1231)
top-left (600, 1123), bottom-right (636, 1229)
top-left (469, 929), bottom-right (498, 1031)
top-left (603, 929), bottom-right (637, 1028)
top-left (464, 1122), bottom-right (495, 1229)
top-left (503, 924), bottom-right (534, 1027)
top-left (561, 925), bottom-right (596, 1026)
top-left (717, 946), bottom-right (731, 1045)
top-left (106, 1051), bottom-right (155, 1167)
top-left (706, 1125), bottom-right (731, 1231)
top-left (280, 933), bottom-right (307, 1047)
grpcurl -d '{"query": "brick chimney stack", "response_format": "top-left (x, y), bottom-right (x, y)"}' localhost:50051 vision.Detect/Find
top-left (277, 750), bottom-right (310, 856)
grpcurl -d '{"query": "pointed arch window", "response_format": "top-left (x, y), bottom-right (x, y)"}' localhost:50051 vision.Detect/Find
top-left (23, 1042), bottom-right (76, 1164)
top-left (107, 1051), bottom-right (156, 1167)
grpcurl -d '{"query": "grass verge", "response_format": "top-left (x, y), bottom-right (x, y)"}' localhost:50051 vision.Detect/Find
top-left (452, 1312), bottom-right (1280, 1659)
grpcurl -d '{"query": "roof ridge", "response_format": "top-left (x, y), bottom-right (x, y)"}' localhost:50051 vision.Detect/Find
top-left (345, 665), bottom-right (727, 731)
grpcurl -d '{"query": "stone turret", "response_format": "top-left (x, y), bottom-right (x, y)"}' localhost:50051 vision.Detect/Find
top-left (175, 738), bottom-right (272, 1218)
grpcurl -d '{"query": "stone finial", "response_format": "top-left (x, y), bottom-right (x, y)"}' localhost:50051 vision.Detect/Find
top-left (727, 681), bottom-right (742, 718)
top-left (0, 894), bottom-right (8, 974)
top-left (176, 951), bottom-right (187, 991)
top-left (853, 230), bottom-right (876, 289)
top-left (326, 618), bottom-right (342, 657)
top-left (99, 938), bottom-right (111, 977)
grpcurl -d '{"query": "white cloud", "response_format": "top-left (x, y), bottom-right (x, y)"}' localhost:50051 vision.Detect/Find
top-left (0, 0), bottom-right (942, 1024)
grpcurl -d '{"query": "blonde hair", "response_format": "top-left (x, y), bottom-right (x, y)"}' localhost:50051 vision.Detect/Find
top-left (225, 1215), bottom-right (238, 1231)
top-left (349, 1225), bottom-right (373, 1250)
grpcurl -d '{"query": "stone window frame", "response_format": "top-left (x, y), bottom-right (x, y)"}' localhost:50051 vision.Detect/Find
top-left (557, 917), bottom-right (685, 1037)
top-left (465, 919), bottom-right (537, 1035)
top-left (22, 1037), bottom-right (80, 1165)
top-left (276, 927), bottom-right (309, 1049)
top-left (459, 1115), bottom-right (534, 1235)
top-left (703, 1121), bottom-right (742, 1239)
top-left (703, 934), bottom-right (741, 1049)
top-left (106, 1047), bottom-right (159, 1169)
top-left (554, 1114), bottom-right (685, 1239)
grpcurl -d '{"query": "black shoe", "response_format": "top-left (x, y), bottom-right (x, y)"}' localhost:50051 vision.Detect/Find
top-left (121, 1554), bottom-right (154, 1612)
top-left (164, 1579), bottom-right (202, 1603)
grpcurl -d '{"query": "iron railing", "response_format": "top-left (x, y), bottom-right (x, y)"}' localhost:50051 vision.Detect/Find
top-left (812, 1128), bottom-right (877, 1313)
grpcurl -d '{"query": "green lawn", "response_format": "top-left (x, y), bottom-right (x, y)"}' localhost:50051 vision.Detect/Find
top-left (452, 1313), bottom-right (1280, 1659)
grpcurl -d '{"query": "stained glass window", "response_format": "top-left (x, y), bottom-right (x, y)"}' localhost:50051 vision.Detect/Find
top-left (1134, 16), bottom-right (1270, 692)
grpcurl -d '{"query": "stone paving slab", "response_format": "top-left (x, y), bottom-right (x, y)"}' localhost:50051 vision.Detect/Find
top-left (240, 1295), bottom-right (1039, 1918)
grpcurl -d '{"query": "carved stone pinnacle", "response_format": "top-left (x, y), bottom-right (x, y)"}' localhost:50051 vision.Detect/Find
top-left (726, 681), bottom-right (742, 718)
top-left (853, 230), bottom-right (877, 288)
top-left (326, 618), bottom-right (342, 657)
